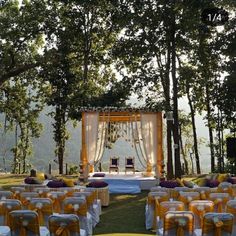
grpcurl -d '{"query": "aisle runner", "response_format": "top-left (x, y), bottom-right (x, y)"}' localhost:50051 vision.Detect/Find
top-left (105, 179), bottom-right (141, 194)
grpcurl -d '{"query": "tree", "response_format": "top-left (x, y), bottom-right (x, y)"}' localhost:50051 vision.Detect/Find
top-left (41, 0), bottom-right (127, 174)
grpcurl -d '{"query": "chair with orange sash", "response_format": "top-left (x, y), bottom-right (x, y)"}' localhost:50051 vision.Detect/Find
top-left (0, 199), bottom-right (22, 226)
top-left (146, 191), bottom-right (169, 230)
top-left (9, 210), bottom-right (49, 236)
top-left (11, 187), bottom-right (25, 200)
top-left (29, 198), bottom-right (53, 227)
top-left (156, 201), bottom-right (185, 235)
top-left (163, 211), bottom-right (194, 236)
top-left (171, 187), bottom-right (189, 200)
top-left (209, 192), bottom-right (230, 213)
top-left (63, 197), bottom-right (93, 235)
top-left (0, 191), bottom-right (13, 200)
top-left (199, 213), bottom-right (233, 236)
top-left (48, 214), bottom-right (86, 236)
top-left (193, 187), bottom-right (211, 200)
top-left (189, 200), bottom-right (214, 230)
top-left (20, 192), bottom-right (39, 209)
top-left (58, 187), bottom-right (75, 197)
top-left (80, 187), bottom-right (102, 216)
top-left (0, 199), bottom-right (22, 236)
top-left (218, 182), bottom-right (233, 197)
top-left (178, 191), bottom-right (200, 210)
top-left (226, 200), bottom-right (236, 235)
top-left (34, 188), bottom-right (50, 198)
top-left (46, 191), bottom-right (66, 213)
top-left (73, 191), bottom-right (99, 227)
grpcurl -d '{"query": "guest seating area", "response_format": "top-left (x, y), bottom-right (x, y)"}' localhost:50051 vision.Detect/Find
top-left (145, 176), bottom-right (236, 235)
top-left (0, 185), bottom-right (103, 236)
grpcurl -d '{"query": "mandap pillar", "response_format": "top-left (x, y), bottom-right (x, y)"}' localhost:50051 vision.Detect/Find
top-left (81, 112), bottom-right (89, 177)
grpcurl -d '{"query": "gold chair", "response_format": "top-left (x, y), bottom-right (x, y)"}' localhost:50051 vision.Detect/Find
top-left (34, 188), bottom-right (50, 198)
top-left (146, 191), bottom-right (169, 229)
top-left (125, 156), bottom-right (135, 174)
top-left (0, 191), bottom-right (13, 200)
top-left (193, 187), bottom-right (211, 200)
top-left (0, 199), bottom-right (22, 226)
top-left (63, 197), bottom-right (92, 236)
top-left (189, 200), bottom-right (214, 229)
top-left (226, 200), bottom-right (236, 235)
top-left (20, 192), bottom-right (39, 209)
top-left (48, 214), bottom-right (86, 236)
top-left (178, 191), bottom-right (200, 210)
top-left (109, 157), bottom-right (119, 173)
top-left (163, 211), bottom-right (194, 236)
top-left (29, 198), bottom-right (53, 227)
top-left (9, 210), bottom-right (49, 236)
top-left (218, 182), bottom-right (233, 197)
top-left (11, 187), bottom-right (25, 200)
top-left (156, 201), bottom-right (184, 234)
top-left (73, 191), bottom-right (99, 227)
top-left (209, 192), bottom-right (230, 213)
top-left (46, 191), bottom-right (66, 213)
top-left (201, 212), bottom-right (233, 236)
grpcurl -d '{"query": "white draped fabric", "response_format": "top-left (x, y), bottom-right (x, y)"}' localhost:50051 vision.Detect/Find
top-left (84, 112), bottom-right (160, 175)
top-left (140, 113), bottom-right (157, 170)
top-left (85, 112), bottom-right (106, 165)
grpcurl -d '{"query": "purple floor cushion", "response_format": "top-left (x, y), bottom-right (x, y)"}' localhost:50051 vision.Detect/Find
top-left (87, 181), bottom-right (108, 188)
top-left (47, 180), bottom-right (66, 188)
top-left (93, 173), bottom-right (106, 177)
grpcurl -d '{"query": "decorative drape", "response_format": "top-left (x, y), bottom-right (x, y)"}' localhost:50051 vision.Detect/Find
top-left (85, 112), bottom-right (106, 166)
top-left (140, 113), bottom-right (157, 171)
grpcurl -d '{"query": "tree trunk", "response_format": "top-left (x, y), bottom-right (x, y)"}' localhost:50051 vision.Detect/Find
top-left (171, 3), bottom-right (181, 178)
top-left (187, 89), bottom-right (201, 174)
top-left (179, 123), bottom-right (189, 175)
top-left (206, 83), bottom-right (215, 172)
top-left (12, 124), bottom-right (18, 174)
top-left (55, 106), bottom-right (66, 175)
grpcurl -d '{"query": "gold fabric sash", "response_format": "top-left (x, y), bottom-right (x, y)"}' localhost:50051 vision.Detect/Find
top-left (50, 220), bottom-right (80, 236)
top-left (213, 198), bottom-right (228, 213)
top-left (148, 195), bottom-right (169, 229)
top-left (30, 205), bottom-right (52, 225)
top-left (64, 203), bottom-right (87, 217)
top-left (203, 217), bottom-right (232, 236)
top-left (10, 216), bottom-right (39, 236)
top-left (165, 217), bottom-right (192, 236)
top-left (0, 205), bottom-right (21, 226)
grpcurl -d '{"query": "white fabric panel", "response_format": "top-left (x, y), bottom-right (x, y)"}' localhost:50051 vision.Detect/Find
top-left (140, 113), bottom-right (157, 169)
top-left (94, 118), bottom-right (106, 164)
top-left (145, 204), bottom-right (154, 230)
top-left (85, 112), bottom-right (99, 165)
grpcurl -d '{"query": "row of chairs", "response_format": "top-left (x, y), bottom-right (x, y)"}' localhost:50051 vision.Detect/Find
top-left (0, 210), bottom-right (85, 236)
top-left (146, 182), bottom-right (236, 235)
top-left (156, 210), bottom-right (234, 236)
top-left (109, 156), bottom-right (135, 174)
top-left (0, 186), bottom-right (101, 235)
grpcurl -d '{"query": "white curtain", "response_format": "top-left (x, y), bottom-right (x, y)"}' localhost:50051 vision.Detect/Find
top-left (85, 112), bottom-right (106, 166)
top-left (140, 113), bottom-right (157, 170)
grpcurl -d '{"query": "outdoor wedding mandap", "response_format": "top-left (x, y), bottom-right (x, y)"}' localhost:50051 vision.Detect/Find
top-left (79, 109), bottom-right (164, 193)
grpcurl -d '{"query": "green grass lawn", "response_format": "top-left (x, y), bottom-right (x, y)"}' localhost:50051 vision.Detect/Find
top-left (94, 191), bottom-right (154, 235)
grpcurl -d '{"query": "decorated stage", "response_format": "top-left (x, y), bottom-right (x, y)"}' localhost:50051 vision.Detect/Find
top-left (88, 172), bottom-right (159, 194)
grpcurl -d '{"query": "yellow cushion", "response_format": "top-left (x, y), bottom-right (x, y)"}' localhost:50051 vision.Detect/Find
top-left (63, 178), bottom-right (75, 187)
top-left (36, 172), bottom-right (45, 181)
top-left (176, 178), bottom-right (184, 187)
top-left (195, 177), bottom-right (207, 187)
top-left (217, 174), bottom-right (229, 183)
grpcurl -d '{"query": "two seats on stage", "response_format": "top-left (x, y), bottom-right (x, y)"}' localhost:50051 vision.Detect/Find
top-left (109, 157), bottom-right (135, 174)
